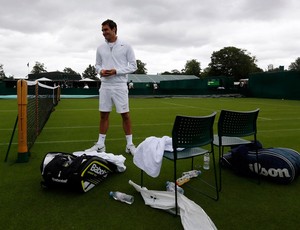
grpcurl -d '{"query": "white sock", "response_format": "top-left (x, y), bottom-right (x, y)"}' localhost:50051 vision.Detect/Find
top-left (97, 134), bottom-right (106, 145)
top-left (126, 135), bottom-right (133, 146)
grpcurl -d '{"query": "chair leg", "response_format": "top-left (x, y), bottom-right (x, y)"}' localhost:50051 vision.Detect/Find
top-left (141, 170), bottom-right (144, 187)
top-left (191, 157), bottom-right (194, 170)
top-left (254, 139), bottom-right (261, 185)
top-left (218, 146), bottom-right (224, 192)
top-left (212, 150), bottom-right (219, 201)
top-left (174, 159), bottom-right (178, 216)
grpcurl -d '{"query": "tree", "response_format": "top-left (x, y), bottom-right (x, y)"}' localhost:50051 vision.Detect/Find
top-left (171, 69), bottom-right (181, 75)
top-left (201, 67), bottom-right (211, 78)
top-left (208, 46), bottom-right (262, 81)
top-left (161, 69), bottom-right (181, 75)
top-left (182, 59), bottom-right (201, 77)
top-left (135, 59), bottom-right (147, 74)
top-left (31, 61), bottom-right (47, 74)
top-left (288, 57), bottom-right (300, 71)
top-left (161, 71), bottom-right (172, 75)
top-left (63, 67), bottom-right (80, 75)
top-left (82, 64), bottom-right (97, 80)
top-left (0, 64), bottom-right (6, 79)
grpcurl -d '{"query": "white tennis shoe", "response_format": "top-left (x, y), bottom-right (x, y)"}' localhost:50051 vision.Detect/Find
top-left (125, 144), bottom-right (136, 156)
top-left (85, 143), bottom-right (106, 153)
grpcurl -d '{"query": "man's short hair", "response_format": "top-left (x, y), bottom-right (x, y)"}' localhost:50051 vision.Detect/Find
top-left (102, 19), bottom-right (117, 34)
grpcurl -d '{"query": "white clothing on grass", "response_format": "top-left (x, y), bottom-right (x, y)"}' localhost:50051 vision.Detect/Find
top-left (72, 151), bottom-right (126, 172)
top-left (129, 180), bottom-right (217, 230)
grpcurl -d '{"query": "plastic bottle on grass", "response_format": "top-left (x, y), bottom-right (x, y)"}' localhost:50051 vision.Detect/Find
top-left (166, 181), bottom-right (184, 194)
top-left (176, 175), bottom-right (190, 186)
top-left (203, 153), bottom-right (210, 170)
top-left (182, 170), bottom-right (201, 178)
top-left (109, 191), bottom-right (134, 204)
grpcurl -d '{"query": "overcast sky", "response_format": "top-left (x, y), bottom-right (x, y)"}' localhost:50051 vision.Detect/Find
top-left (1, 0), bottom-right (299, 78)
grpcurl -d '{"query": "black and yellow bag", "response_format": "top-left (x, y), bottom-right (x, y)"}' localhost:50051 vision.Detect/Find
top-left (41, 152), bottom-right (117, 192)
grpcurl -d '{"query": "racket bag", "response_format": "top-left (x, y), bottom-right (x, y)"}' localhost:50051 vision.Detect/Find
top-left (222, 144), bottom-right (300, 184)
top-left (41, 152), bottom-right (117, 192)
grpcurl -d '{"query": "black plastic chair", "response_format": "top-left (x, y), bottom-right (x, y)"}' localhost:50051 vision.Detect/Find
top-left (213, 109), bottom-right (260, 191)
top-left (141, 112), bottom-right (219, 215)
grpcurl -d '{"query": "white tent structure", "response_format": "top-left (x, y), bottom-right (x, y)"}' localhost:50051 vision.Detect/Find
top-left (36, 77), bottom-right (52, 81)
top-left (79, 78), bottom-right (95, 82)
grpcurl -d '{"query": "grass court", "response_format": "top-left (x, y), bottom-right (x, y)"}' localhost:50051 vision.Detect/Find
top-left (1, 97), bottom-right (300, 229)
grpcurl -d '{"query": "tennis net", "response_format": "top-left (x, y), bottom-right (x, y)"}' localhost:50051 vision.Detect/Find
top-left (17, 79), bottom-right (60, 162)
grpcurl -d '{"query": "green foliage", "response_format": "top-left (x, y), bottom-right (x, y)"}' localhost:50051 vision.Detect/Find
top-left (161, 69), bottom-right (181, 75)
top-left (208, 46), bottom-right (261, 81)
top-left (135, 59), bottom-right (147, 74)
top-left (63, 67), bottom-right (79, 75)
top-left (0, 64), bottom-right (6, 79)
top-left (182, 59), bottom-right (201, 77)
top-left (31, 61), bottom-right (47, 74)
top-left (201, 67), bottom-right (211, 78)
top-left (289, 57), bottom-right (300, 71)
top-left (82, 64), bottom-right (97, 79)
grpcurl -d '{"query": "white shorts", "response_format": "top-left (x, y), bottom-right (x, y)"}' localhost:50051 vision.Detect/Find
top-left (99, 84), bottom-right (129, 113)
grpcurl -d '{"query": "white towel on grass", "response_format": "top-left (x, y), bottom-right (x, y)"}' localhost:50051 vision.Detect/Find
top-left (129, 180), bottom-right (217, 230)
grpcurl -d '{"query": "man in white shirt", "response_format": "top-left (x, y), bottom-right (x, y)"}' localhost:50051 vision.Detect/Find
top-left (85, 19), bottom-right (137, 155)
top-left (128, 80), bottom-right (134, 89)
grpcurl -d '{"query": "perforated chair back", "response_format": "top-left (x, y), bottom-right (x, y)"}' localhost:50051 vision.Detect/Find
top-left (172, 112), bottom-right (216, 150)
top-left (215, 108), bottom-right (260, 192)
top-left (218, 109), bottom-right (259, 137)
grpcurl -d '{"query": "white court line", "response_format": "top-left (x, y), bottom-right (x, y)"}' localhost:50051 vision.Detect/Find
top-left (160, 101), bottom-right (214, 112)
top-left (2, 128), bottom-right (299, 146)
top-left (0, 123), bottom-right (173, 131)
top-left (42, 123), bottom-right (172, 130)
top-left (258, 117), bottom-right (300, 121)
top-left (59, 107), bottom-right (180, 111)
top-left (0, 136), bottom-right (146, 146)
top-left (258, 117), bottom-right (272, 120)
top-left (259, 128), bottom-right (300, 133)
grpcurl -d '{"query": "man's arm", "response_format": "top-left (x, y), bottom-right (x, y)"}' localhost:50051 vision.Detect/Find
top-left (115, 44), bottom-right (137, 75)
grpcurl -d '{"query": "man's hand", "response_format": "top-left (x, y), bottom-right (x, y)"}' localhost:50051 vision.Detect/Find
top-left (101, 69), bottom-right (116, 77)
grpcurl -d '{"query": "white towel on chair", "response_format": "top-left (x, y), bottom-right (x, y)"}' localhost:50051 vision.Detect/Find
top-left (133, 136), bottom-right (172, 178)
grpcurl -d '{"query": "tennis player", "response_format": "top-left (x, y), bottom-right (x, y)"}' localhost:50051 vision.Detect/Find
top-left (85, 19), bottom-right (137, 155)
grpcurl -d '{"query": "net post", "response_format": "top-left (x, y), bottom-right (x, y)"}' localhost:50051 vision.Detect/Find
top-left (57, 85), bottom-right (61, 102)
top-left (17, 80), bottom-right (30, 163)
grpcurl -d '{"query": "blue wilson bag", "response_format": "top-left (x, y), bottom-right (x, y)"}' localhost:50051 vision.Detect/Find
top-left (222, 144), bottom-right (300, 184)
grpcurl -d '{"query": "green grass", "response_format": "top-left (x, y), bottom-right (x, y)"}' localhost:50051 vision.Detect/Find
top-left (1, 97), bottom-right (300, 230)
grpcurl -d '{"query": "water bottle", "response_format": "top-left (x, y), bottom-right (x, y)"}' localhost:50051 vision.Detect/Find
top-left (166, 181), bottom-right (184, 194)
top-left (182, 170), bottom-right (201, 179)
top-left (203, 153), bottom-right (210, 170)
top-left (109, 191), bottom-right (134, 204)
top-left (176, 175), bottom-right (190, 186)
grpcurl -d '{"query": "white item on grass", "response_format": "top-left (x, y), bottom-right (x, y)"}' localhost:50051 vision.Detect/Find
top-left (129, 180), bottom-right (217, 230)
